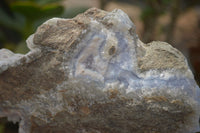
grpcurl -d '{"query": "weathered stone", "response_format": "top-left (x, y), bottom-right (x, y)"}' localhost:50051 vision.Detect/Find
top-left (0, 8), bottom-right (199, 133)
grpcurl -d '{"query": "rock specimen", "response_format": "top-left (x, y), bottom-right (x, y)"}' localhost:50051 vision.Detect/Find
top-left (0, 8), bottom-right (199, 133)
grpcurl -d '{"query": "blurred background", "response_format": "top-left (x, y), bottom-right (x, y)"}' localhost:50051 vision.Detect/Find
top-left (0, 0), bottom-right (199, 132)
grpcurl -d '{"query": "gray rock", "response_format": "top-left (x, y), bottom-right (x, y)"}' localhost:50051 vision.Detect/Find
top-left (0, 8), bottom-right (199, 133)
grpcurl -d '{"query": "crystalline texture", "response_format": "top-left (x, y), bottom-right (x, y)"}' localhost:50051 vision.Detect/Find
top-left (0, 8), bottom-right (199, 133)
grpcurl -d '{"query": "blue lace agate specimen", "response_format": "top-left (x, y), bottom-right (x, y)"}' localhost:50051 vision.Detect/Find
top-left (0, 8), bottom-right (199, 133)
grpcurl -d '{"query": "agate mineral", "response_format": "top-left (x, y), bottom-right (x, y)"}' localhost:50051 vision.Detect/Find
top-left (0, 8), bottom-right (199, 133)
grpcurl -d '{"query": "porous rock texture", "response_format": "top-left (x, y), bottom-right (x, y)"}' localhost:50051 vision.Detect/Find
top-left (0, 8), bottom-right (200, 133)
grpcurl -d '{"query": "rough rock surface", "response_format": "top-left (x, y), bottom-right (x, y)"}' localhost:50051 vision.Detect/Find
top-left (0, 8), bottom-right (200, 133)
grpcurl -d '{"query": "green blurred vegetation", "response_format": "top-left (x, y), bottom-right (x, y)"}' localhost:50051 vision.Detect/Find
top-left (0, 0), bottom-right (64, 53)
top-left (0, 124), bottom-right (4, 133)
top-left (140, 0), bottom-right (200, 43)
top-left (0, 0), bottom-right (88, 54)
